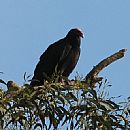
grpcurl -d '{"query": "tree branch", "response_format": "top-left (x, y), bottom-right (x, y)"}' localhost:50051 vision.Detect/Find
top-left (85, 48), bottom-right (127, 87)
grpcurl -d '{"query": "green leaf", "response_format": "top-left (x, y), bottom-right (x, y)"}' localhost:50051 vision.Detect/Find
top-left (100, 100), bottom-right (119, 110)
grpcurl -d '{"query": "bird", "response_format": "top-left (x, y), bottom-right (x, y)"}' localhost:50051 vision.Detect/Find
top-left (30, 28), bottom-right (84, 86)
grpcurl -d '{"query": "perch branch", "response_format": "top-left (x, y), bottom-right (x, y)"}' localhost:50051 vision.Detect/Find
top-left (85, 48), bottom-right (127, 87)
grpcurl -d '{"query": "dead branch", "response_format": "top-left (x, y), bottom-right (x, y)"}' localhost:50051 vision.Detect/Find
top-left (85, 48), bottom-right (127, 87)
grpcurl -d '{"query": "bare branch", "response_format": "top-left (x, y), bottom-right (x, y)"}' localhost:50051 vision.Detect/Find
top-left (85, 48), bottom-right (127, 87)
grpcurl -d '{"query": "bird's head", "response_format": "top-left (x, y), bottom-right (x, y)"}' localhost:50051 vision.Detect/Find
top-left (66, 28), bottom-right (84, 39)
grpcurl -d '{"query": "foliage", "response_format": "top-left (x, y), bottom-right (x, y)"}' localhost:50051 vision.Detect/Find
top-left (0, 77), bottom-right (129, 130)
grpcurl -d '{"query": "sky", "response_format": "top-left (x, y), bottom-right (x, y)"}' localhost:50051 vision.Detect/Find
top-left (0, 0), bottom-right (130, 100)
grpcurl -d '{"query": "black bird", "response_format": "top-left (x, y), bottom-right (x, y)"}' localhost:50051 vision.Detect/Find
top-left (30, 28), bottom-right (84, 86)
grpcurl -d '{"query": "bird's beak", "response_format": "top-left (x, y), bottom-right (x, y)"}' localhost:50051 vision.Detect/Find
top-left (80, 31), bottom-right (84, 38)
top-left (81, 33), bottom-right (84, 38)
top-left (75, 28), bottom-right (84, 38)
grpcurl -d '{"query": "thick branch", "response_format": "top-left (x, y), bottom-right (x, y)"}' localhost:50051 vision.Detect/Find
top-left (85, 49), bottom-right (127, 87)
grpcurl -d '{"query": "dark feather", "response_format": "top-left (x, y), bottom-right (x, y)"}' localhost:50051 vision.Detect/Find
top-left (30, 28), bottom-right (83, 86)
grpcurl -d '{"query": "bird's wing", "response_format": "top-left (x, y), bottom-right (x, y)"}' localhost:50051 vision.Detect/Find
top-left (58, 43), bottom-right (72, 63)
top-left (62, 48), bottom-right (80, 76)
top-left (37, 39), bottom-right (66, 76)
top-left (57, 42), bottom-right (73, 74)
top-left (58, 46), bottom-right (80, 76)
top-left (31, 41), bottom-right (65, 85)
top-left (40, 39), bottom-right (66, 64)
